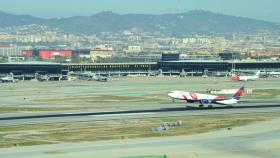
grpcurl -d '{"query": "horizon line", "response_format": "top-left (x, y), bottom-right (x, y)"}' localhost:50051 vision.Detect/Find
top-left (0, 9), bottom-right (277, 24)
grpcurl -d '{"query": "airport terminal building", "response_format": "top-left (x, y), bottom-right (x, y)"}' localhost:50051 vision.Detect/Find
top-left (0, 58), bottom-right (280, 80)
top-left (67, 61), bottom-right (280, 72)
top-left (0, 62), bottom-right (68, 81)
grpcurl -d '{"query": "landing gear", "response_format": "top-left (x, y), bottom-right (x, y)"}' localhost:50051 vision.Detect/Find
top-left (199, 101), bottom-right (204, 108)
top-left (208, 105), bottom-right (213, 108)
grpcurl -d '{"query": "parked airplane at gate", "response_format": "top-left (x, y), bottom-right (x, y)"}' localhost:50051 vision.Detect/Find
top-left (76, 72), bottom-right (108, 82)
top-left (0, 76), bottom-right (15, 83)
top-left (267, 71), bottom-right (280, 77)
top-left (168, 86), bottom-right (245, 107)
top-left (231, 71), bottom-right (260, 81)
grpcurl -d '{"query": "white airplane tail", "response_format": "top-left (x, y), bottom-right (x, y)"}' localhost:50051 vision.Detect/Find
top-left (255, 71), bottom-right (261, 77)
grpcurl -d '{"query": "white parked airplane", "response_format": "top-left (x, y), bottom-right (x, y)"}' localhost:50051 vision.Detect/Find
top-left (232, 71), bottom-right (260, 81)
top-left (0, 76), bottom-right (15, 83)
top-left (168, 86), bottom-right (245, 107)
top-left (268, 71), bottom-right (280, 77)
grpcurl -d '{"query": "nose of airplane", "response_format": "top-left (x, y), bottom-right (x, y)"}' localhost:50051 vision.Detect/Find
top-left (168, 92), bottom-right (176, 98)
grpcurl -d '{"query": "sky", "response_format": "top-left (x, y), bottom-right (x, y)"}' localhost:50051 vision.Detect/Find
top-left (1, 0), bottom-right (280, 23)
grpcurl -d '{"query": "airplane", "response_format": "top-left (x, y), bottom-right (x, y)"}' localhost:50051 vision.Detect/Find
top-left (93, 75), bottom-right (108, 82)
top-left (231, 71), bottom-right (260, 81)
top-left (168, 86), bottom-right (245, 107)
top-left (0, 76), bottom-right (15, 83)
top-left (267, 71), bottom-right (280, 77)
top-left (76, 72), bottom-right (108, 82)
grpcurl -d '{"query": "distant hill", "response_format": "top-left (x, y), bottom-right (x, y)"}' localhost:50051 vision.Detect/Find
top-left (0, 11), bottom-right (44, 26)
top-left (0, 10), bottom-right (278, 36)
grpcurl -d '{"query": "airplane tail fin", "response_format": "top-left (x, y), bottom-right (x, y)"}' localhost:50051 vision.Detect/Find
top-left (231, 74), bottom-right (240, 81)
top-left (232, 86), bottom-right (245, 100)
top-left (255, 71), bottom-right (261, 77)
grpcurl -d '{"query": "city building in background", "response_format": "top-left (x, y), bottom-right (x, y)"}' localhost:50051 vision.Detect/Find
top-left (90, 45), bottom-right (114, 62)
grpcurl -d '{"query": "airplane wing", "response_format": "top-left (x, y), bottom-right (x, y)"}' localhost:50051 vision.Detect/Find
top-left (215, 99), bottom-right (238, 105)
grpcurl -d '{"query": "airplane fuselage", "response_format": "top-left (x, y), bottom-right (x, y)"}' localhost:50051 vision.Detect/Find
top-left (168, 86), bottom-right (244, 106)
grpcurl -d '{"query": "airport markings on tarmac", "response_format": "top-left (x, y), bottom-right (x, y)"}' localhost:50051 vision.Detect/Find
top-left (0, 103), bottom-right (280, 126)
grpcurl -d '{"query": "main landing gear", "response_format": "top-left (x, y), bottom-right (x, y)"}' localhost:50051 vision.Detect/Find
top-left (198, 101), bottom-right (213, 108)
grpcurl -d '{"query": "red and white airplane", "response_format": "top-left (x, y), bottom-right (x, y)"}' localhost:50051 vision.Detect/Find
top-left (168, 86), bottom-right (245, 107)
top-left (232, 71), bottom-right (260, 81)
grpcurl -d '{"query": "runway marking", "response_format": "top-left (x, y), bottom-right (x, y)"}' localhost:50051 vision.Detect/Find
top-left (1, 103), bottom-right (280, 122)
top-left (92, 112), bottom-right (155, 117)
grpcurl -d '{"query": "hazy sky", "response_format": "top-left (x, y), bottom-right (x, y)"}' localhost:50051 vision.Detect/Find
top-left (1, 0), bottom-right (280, 23)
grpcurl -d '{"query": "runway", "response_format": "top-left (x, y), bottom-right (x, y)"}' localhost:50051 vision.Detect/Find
top-left (0, 102), bottom-right (280, 126)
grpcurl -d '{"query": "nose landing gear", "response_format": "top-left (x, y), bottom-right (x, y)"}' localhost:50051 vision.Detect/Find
top-left (199, 101), bottom-right (204, 108)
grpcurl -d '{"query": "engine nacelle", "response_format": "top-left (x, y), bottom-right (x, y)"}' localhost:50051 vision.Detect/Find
top-left (201, 99), bottom-right (210, 104)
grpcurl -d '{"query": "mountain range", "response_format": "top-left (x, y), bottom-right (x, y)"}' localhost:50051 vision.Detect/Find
top-left (0, 10), bottom-right (278, 36)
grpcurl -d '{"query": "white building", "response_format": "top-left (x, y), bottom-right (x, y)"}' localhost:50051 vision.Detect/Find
top-left (125, 45), bottom-right (143, 53)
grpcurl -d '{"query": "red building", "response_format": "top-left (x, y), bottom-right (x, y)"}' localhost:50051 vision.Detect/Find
top-left (39, 50), bottom-right (72, 59)
top-left (21, 50), bottom-right (33, 57)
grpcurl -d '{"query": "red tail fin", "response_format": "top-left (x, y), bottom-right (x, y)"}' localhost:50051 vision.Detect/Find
top-left (232, 74), bottom-right (240, 81)
top-left (232, 86), bottom-right (245, 100)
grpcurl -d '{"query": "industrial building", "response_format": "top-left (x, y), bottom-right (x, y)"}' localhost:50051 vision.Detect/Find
top-left (0, 45), bottom-right (24, 57)
top-left (21, 49), bottom-right (72, 59)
